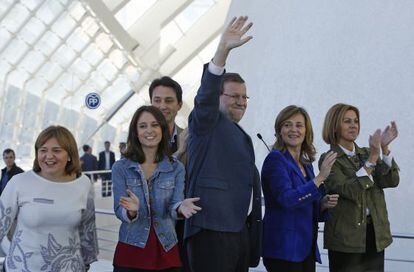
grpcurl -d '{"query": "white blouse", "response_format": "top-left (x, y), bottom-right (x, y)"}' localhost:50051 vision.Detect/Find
top-left (0, 170), bottom-right (98, 271)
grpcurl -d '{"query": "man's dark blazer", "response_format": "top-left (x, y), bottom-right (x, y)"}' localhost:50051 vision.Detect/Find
top-left (185, 64), bottom-right (262, 267)
top-left (98, 150), bottom-right (115, 180)
top-left (0, 164), bottom-right (24, 195)
top-left (81, 153), bottom-right (98, 180)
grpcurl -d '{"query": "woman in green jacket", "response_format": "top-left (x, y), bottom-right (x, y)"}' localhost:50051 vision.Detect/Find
top-left (319, 103), bottom-right (399, 272)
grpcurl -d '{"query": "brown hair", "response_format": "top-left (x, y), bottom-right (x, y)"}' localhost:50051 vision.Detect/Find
top-left (322, 103), bottom-right (360, 145)
top-left (273, 105), bottom-right (316, 163)
top-left (124, 106), bottom-right (171, 163)
top-left (33, 126), bottom-right (81, 176)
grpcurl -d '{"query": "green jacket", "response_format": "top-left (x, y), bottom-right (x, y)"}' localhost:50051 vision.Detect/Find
top-left (319, 144), bottom-right (399, 253)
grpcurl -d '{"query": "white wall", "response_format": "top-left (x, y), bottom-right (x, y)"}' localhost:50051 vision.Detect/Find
top-left (224, 0), bottom-right (414, 263)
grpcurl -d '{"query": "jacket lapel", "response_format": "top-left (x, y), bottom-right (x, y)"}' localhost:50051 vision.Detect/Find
top-left (283, 151), bottom-right (308, 184)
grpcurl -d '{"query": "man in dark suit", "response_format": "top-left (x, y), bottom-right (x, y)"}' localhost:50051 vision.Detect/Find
top-left (98, 141), bottom-right (115, 196)
top-left (149, 76), bottom-right (184, 153)
top-left (185, 16), bottom-right (262, 272)
top-left (1, 149), bottom-right (24, 195)
top-left (80, 144), bottom-right (98, 181)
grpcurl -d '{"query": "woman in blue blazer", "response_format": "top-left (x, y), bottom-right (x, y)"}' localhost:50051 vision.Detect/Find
top-left (261, 105), bottom-right (339, 272)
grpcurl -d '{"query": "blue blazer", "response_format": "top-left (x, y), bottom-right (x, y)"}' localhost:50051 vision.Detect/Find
top-left (261, 150), bottom-right (326, 263)
top-left (185, 64), bottom-right (262, 267)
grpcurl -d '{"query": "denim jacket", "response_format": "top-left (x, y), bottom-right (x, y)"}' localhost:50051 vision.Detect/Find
top-left (112, 156), bottom-right (185, 251)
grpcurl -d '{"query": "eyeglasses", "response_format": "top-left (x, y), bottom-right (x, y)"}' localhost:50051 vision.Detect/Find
top-left (222, 93), bottom-right (250, 102)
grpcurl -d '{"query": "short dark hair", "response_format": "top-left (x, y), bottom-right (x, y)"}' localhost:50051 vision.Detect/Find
top-left (104, 141), bottom-right (110, 145)
top-left (220, 73), bottom-right (245, 94)
top-left (82, 144), bottom-right (90, 152)
top-left (3, 148), bottom-right (15, 157)
top-left (33, 126), bottom-right (81, 176)
top-left (149, 76), bottom-right (183, 103)
top-left (124, 106), bottom-right (171, 163)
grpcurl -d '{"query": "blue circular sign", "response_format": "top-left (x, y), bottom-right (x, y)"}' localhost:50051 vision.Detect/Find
top-left (85, 92), bottom-right (101, 109)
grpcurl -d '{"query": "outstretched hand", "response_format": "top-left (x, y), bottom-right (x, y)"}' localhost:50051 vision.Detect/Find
top-left (213, 16), bottom-right (253, 66)
top-left (178, 197), bottom-right (202, 219)
top-left (120, 189), bottom-right (139, 218)
top-left (321, 194), bottom-right (339, 212)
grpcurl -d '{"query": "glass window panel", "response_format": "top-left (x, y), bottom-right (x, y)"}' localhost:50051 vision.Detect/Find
top-left (43, 99), bottom-right (59, 126)
top-left (9, 69), bottom-right (30, 88)
top-left (21, 0), bottom-right (42, 11)
top-left (20, 17), bottom-right (45, 44)
top-left (0, 28), bottom-right (12, 50)
top-left (114, 0), bottom-right (156, 30)
top-left (125, 64), bottom-right (140, 82)
top-left (0, 1), bottom-right (14, 15)
top-left (88, 71), bottom-right (108, 90)
top-left (36, 0), bottom-right (63, 25)
top-left (109, 49), bottom-right (127, 69)
top-left (4, 39), bottom-right (29, 64)
top-left (97, 60), bottom-right (118, 81)
top-left (81, 17), bottom-right (99, 37)
top-left (108, 94), bottom-right (145, 127)
top-left (36, 30), bottom-right (61, 55)
top-left (0, 59), bottom-right (12, 78)
top-left (27, 77), bottom-right (49, 95)
top-left (69, 2), bottom-right (86, 22)
top-left (67, 29), bottom-right (90, 52)
top-left (37, 61), bottom-right (62, 82)
top-left (160, 21), bottom-right (182, 53)
top-left (53, 44), bottom-right (77, 67)
top-left (72, 58), bottom-right (92, 80)
top-left (82, 44), bottom-right (104, 66)
top-left (175, 0), bottom-right (215, 32)
top-left (21, 50), bottom-right (46, 74)
top-left (51, 13), bottom-right (77, 39)
top-left (46, 84), bottom-right (66, 102)
top-left (95, 32), bottom-right (113, 53)
top-left (2, 4), bottom-right (30, 33)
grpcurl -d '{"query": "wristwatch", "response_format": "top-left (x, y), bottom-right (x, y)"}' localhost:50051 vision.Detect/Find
top-left (365, 161), bottom-right (376, 170)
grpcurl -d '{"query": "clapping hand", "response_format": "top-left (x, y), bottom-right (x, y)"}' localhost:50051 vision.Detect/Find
top-left (120, 189), bottom-right (139, 218)
top-left (178, 197), bottom-right (202, 219)
top-left (381, 121), bottom-right (398, 155)
top-left (315, 151), bottom-right (337, 187)
top-left (369, 129), bottom-right (382, 158)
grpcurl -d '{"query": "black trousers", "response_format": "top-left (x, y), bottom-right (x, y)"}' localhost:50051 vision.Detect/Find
top-left (187, 225), bottom-right (250, 272)
top-left (113, 266), bottom-right (181, 272)
top-left (263, 253), bottom-right (315, 272)
top-left (328, 221), bottom-right (385, 272)
top-left (175, 220), bottom-right (190, 272)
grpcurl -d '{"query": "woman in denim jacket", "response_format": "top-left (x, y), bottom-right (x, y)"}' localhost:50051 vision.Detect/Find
top-left (112, 106), bottom-right (201, 272)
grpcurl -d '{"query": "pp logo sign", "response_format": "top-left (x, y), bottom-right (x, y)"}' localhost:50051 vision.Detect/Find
top-left (85, 93), bottom-right (101, 109)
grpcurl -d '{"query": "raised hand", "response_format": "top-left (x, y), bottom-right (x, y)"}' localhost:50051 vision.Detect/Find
top-left (315, 151), bottom-right (337, 187)
top-left (321, 194), bottom-right (339, 212)
top-left (381, 121), bottom-right (398, 154)
top-left (178, 197), bottom-right (202, 219)
top-left (369, 129), bottom-right (382, 158)
top-left (213, 16), bottom-right (253, 66)
top-left (120, 189), bottom-right (139, 218)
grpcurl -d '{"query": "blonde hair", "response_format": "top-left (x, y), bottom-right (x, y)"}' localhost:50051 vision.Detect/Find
top-left (322, 103), bottom-right (360, 145)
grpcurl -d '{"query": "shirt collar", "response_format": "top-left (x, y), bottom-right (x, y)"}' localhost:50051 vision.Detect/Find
top-left (339, 143), bottom-right (356, 157)
top-left (170, 125), bottom-right (178, 143)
